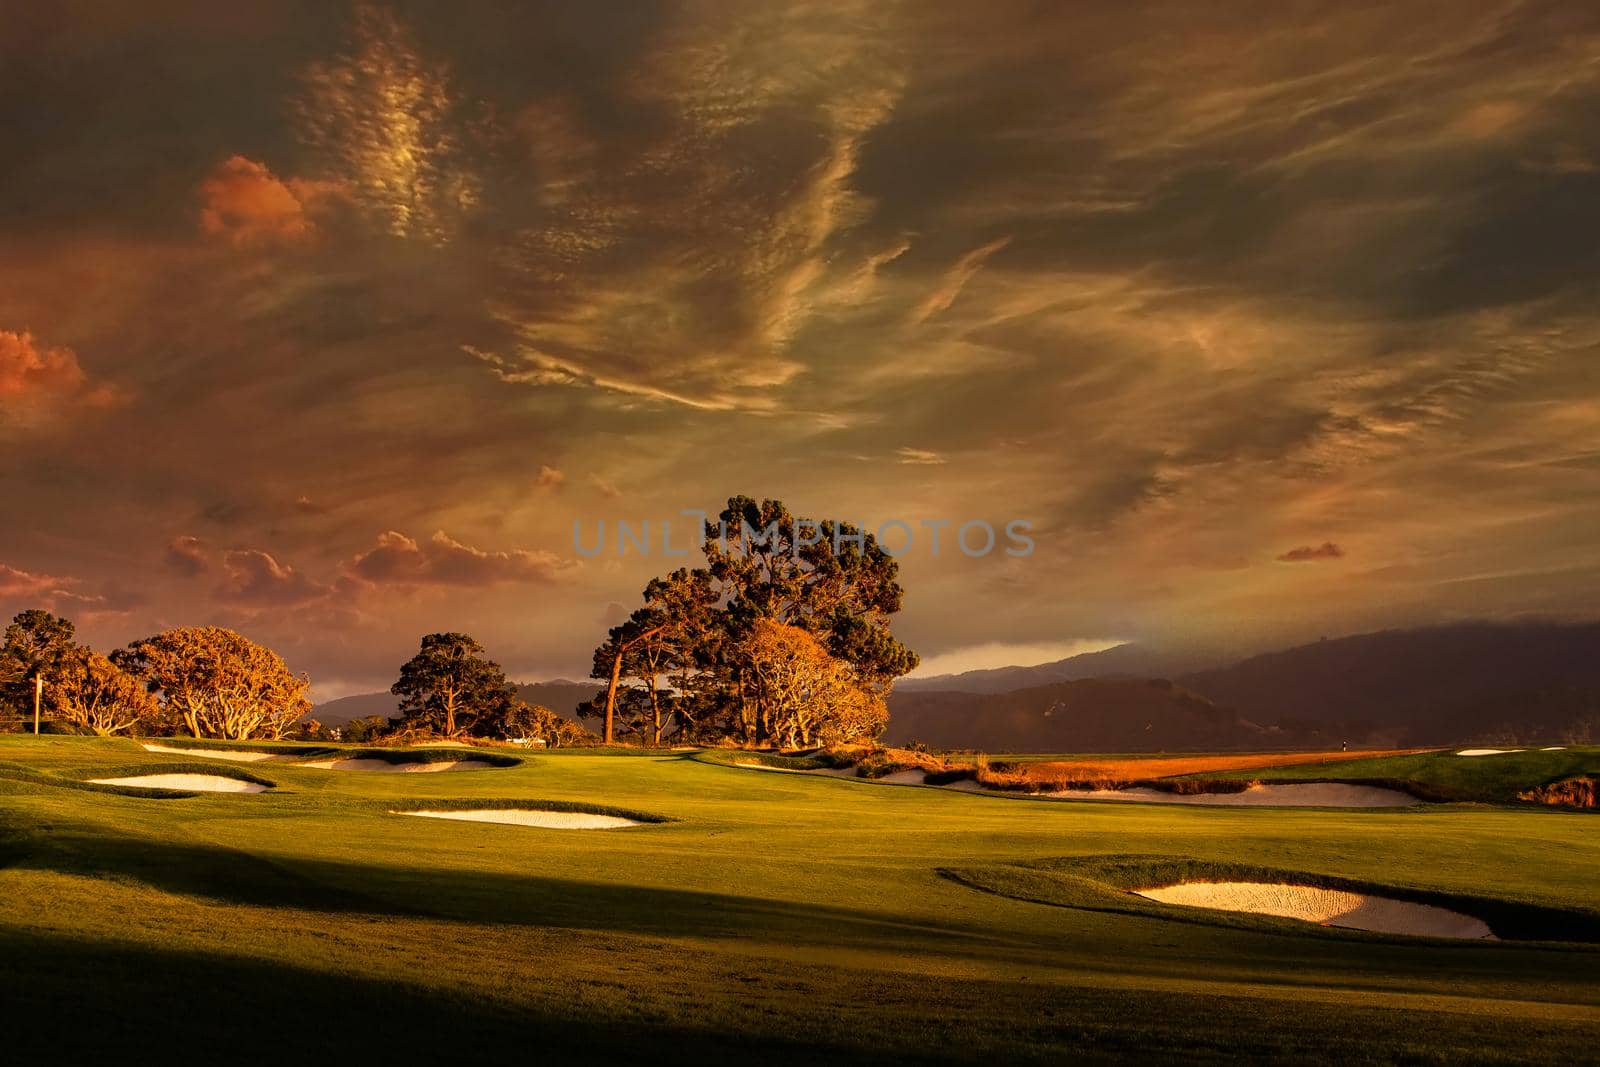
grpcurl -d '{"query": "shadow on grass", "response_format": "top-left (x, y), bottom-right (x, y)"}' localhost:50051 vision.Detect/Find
top-left (0, 928), bottom-right (882, 1066)
top-left (1, 820), bottom-right (1023, 955)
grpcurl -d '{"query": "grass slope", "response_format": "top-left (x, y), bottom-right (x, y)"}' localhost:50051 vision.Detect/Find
top-left (1191, 746), bottom-right (1600, 804)
top-left (0, 735), bottom-right (1597, 1064)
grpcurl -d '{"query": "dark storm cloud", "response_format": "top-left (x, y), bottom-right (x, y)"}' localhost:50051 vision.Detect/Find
top-left (3, 0), bottom-right (1600, 686)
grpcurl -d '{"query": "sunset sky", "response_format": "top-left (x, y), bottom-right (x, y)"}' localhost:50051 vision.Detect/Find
top-left (4, 1), bottom-right (1599, 696)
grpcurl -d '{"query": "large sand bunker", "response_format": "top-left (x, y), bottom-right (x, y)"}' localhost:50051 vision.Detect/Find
top-left (946, 780), bottom-right (1419, 807)
top-left (395, 809), bottom-right (640, 829)
top-left (1136, 881), bottom-right (1495, 939)
top-left (730, 761), bottom-right (1415, 806)
top-left (1456, 748), bottom-right (1524, 756)
top-left (298, 758), bottom-right (495, 772)
top-left (90, 773), bottom-right (267, 793)
top-left (141, 744), bottom-right (285, 763)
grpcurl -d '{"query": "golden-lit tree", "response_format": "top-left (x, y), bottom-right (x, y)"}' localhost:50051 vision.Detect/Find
top-left (739, 619), bottom-right (888, 749)
top-left (117, 627), bottom-right (311, 740)
top-left (51, 649), bottom-right (161, 736)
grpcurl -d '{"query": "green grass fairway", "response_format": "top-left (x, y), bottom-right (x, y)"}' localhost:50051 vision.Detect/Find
top-left (1, 736), bottom-right (1596, 1064)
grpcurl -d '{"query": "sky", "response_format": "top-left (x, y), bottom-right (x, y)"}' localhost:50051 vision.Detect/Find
top-left (3, 1), bottom-right (1599, 697)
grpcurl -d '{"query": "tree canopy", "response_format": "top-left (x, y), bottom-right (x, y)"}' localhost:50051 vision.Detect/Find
top-left (391, 632), bottom-right (516, 738)
top-left (1, 610), bottom-right (80, 719)
top-left (585, 496), bottom-right (917, 747)
top-left (51, 647), bottom-right (161, 736)
top-left (117, 626), bottom-right (311, 740)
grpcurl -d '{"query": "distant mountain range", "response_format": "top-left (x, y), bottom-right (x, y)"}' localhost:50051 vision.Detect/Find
top-left (884, 677), bottom-right (1278, 751)
top-left (314, 680), bottom-right (596, 727)
top-left (315, 621), bottom-right (1600, 749)
top-left (1176, 621), bottom-right (1600, 746)
top-left (895, 643), bottom-right (1213, 693)
top-left (887, 620), bottom-right (1600, 750)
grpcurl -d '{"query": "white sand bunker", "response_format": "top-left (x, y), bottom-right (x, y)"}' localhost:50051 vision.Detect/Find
top-left (1137, 882), bottom-right (1495, 940)
top-left (946, 780), bottom-right (1419, 807)
top-left (91, 773), bottom-right (266, 793)
top-left (396, 809), bottom-right (640, 829)
top-left (141, 744), bottom-right (285, 763)
top-left (1541, 746), bottom-right (1567, 751)
top-left (297, 758), bottom-right (495, 772)
top-left (1457, 748), bottom-right (1524, 756)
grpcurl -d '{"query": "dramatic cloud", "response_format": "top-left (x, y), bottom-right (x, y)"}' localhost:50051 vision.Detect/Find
top-left (4, 2), bottom-right (1600, 687)
top-left (1277, 543), bottom-right (1347, 564)
top-left (197, 155), bottom-right (344, 247)
top-left (0, 330), bottom-right (121, 416)
top-left (217, 549), bottom-right (331, 606)
top-left (345, 531), bottom-right (570, 587)
top-left (0, 562), bottom-right (138, 618)
top-left (164, 536), bottom-right (210, 577)
top-left (0, 562), bottom-right (71, 602)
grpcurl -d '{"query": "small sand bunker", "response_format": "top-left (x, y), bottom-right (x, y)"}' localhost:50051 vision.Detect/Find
top-left (141, 744), bottom-right (285, 763)
top-left (396, 809), bottom-right (640, 829)
top-left (90, 773), bottom-right (266, 793)
top-left (1541, 746), bottom-right (1567, 751)
top-left (874, 769), bottom-right (929, 785)
top-left (1456, 748), bottom-right (1524, 756)
top-left (945, 780), bottom-right (1418, 807)
top-left (1137, 881), bottom-right (1494, 939)
top-left (297, 758), bottom-right (495, 772)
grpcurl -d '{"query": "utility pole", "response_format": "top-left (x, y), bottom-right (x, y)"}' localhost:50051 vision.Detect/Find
top-left (33, 675), bottom-right (43, 734)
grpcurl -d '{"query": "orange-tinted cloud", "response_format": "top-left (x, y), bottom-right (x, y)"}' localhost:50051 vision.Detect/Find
top-left (1277, 542), bottom-right (1346, 563)
top-left (0, 330), bottom-right (85, 398)
top-left (534, 465), bottom-right (565, 491)
top-left (164, 535), bottom-right (210, 577)
top-left (0, 330), bottom-right (123, 413)
top-left (217, 549), bottom-right (330, 605)
top-left (345, 531), bottom-right (570, 586)
top-left (0, 561), bottom-right (138, 617)
top-left (198, 155), bottom-right (343, 247)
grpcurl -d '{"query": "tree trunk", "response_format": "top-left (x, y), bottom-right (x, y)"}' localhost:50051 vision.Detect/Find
top-left (648, 676), bottom-right (661, 747)
top-left (603, 650), bottom-right (624, 744)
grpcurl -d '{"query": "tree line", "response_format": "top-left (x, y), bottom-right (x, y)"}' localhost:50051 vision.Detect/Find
top-left (0, 497), bottom-right (919, 750)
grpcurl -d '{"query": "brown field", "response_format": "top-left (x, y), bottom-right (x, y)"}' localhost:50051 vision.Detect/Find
top-left (982, 749), bottom-right (1432, 791)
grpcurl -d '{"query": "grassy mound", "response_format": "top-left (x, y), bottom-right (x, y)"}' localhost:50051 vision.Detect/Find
top-left (692, 749), bottom-right (827, 771)
top-left (1188, 746), bottom-right (1600, 806)
top-left (940, 854), bottom-right (1600, 944)
top-left (0, 760), bottom-right (277, 799)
